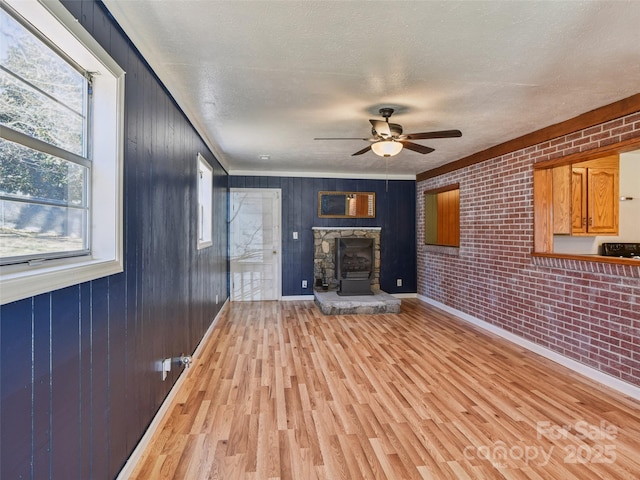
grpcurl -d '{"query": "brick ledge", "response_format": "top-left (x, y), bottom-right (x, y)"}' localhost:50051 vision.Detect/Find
top-left (531, 254), bottom-right (640, 278)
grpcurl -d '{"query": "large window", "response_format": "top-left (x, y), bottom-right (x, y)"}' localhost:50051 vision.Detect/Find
top-left (0, 0), bottom-right (124, 304)
top-left (1, 4), bottom-right (90, 264)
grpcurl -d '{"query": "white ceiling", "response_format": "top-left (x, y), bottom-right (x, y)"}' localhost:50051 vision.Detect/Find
top-left (103, 0), bottom-right (640, 179)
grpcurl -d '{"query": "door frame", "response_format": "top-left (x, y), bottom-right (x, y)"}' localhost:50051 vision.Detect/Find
top-left (229, 188), bottom-right (282, 301)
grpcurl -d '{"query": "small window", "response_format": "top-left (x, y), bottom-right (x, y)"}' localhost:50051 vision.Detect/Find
top-left (424, 184), bottom-right (460, 247)
top-left (0, 0), bottom-right (125, 304)
top-left (197, 153), bottom-right (213, 249)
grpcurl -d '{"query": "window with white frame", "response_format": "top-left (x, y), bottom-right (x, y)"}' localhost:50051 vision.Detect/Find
top-left (197, 153), bottom-right (213, 249)
top-left (0, 0), bottom-right (124, 304)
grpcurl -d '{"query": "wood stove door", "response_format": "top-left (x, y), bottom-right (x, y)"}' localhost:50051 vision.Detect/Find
top-left (230, 188), bottom-right (281, 301)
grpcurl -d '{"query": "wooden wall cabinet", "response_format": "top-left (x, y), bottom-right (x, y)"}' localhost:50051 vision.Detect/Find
top-left (582, 167), bottom-right (619, 234)
top-left (550, 155), bottom-right (619, 237)
top-left (552, 165), bottom-right (572, 234)
top-left (571, 167), bottom-right (588, 233)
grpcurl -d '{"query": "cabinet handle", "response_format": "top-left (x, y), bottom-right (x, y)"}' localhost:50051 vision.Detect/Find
top-left (589, 217), bottom-right (593, 226)
top-left (582, 217), bottom-right (587, 226)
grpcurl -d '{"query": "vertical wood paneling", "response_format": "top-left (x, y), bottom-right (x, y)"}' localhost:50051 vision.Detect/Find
top-left (33, 293), bottom-right (52, 480)
top-left (90, 277), bottom-right (110, 478)
top-left (0, 299), bottom-right (32, 480)
top-left (300, 177), bottom-right (315, 288)
top-left (108, 273), bottom-right (128, 477)
top-left (229, 176), bottom-right (416, 295)
top-left (0, 1), bottom-right (229, 478)
top-left (79, 283), bottom-right (92, 480)
top-left (50, 286), bottom-right (82, 479)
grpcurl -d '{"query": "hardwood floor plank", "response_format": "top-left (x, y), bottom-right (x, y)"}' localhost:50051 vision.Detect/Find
top-left (129, 299), bottom-right (640, 479)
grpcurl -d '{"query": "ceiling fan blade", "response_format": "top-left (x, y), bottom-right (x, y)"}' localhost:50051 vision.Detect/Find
top-left (400, 141), bottom-right (435, 155)
top-left (352, 145), bottom-right (372, 156)
top-left (403, 129), bottom-right (462, 140)
top-left (369, 119), bottom-right (391, 138)
top-left (314, 137), bottom-right (370, 140)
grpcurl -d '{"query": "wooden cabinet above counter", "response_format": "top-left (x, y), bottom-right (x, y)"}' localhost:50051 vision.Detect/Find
top-left (551, 154), bottom-right (619, 236)
top-left (533, 135), bottom-right (640, 256)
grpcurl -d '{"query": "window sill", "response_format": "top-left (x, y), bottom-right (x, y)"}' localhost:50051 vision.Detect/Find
top-left (197, 241), bottom-right (213, 250)
top-left (530, 252), bottom-right (640, 278)
top-left (424, 244), bottom-right (460, 256)
top-left (0, 256), bottom-right (123, 305)
top-left (531, 252), bottom-right (640, 265)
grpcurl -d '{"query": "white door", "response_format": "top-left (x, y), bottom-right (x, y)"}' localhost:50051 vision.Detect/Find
top-left (230, 188), bottom-right (281, 301)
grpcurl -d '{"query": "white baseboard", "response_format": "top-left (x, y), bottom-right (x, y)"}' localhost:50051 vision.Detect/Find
top-left (393, 293), bottom-right (417, 299)
top-left (116, 300), bottom-right (229, 479)
top-left (418, 295), bottom-right (640, 401)
top-left (281, 294), bottom-right (315, 301)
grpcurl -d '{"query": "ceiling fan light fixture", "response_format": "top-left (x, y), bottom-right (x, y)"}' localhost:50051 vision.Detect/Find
top-left (371, 140), bottom-right (403, 157)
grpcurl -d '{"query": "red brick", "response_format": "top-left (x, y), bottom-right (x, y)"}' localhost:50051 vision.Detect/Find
top-left (417, 109), bottom-right (640, 388)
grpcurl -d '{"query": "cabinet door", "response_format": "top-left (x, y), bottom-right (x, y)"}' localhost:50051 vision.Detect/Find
top-left (571, 167), bottom-right (587, 234)
top-left (552, 165), bottom-right (572, 234)
top-left (436, 188), bottom-right (460, 246)
top-left (587, 168), bottom-right (619, 234)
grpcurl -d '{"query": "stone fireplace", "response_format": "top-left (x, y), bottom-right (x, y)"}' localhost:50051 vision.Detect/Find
top-left (312, 227), bottom-right (381, 291)
top-left (335, 237), bottom-right (374, 295)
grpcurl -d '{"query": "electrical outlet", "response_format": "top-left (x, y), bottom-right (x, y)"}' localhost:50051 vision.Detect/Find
top-left (293, 231), bottom-right (298, 240)
top-left (302, 280), bottom-right (308, 288)
top-left (396, 278), bottom-right (402, 287)
top-left (215, 294), bottom-right (219, 304)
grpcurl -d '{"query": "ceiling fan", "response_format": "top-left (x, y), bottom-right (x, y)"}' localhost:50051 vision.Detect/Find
top-left (314, 108), bottom-right (462, 157)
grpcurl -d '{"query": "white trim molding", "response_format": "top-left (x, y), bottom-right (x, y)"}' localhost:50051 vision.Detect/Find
top-left (229, 170), bottom-right (416, 180)
top-left (393, 293), bottom-right (417, 299)
top-left (281, 295), bottom-right (315, 301)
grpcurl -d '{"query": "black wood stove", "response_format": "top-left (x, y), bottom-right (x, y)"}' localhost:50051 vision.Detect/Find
top-left (335, 237), bottom-right (374, 295)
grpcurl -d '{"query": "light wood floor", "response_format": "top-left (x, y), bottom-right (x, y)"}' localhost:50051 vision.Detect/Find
top-left (129, 299), bottom-right (640, 479)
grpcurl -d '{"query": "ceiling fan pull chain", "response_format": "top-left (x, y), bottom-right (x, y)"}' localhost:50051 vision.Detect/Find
top-left (386, 157), bottom-right (389, 192)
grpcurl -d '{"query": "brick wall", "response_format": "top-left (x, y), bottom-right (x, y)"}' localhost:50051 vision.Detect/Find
top-left (417, 111), bottom-right (640, 387)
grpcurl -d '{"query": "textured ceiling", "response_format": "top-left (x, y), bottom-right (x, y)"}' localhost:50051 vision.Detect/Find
top-left (103, 0), bottom-right (640, 179)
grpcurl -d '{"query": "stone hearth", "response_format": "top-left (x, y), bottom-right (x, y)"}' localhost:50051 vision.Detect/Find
top-left (314, 289), bottom-right (401, 315)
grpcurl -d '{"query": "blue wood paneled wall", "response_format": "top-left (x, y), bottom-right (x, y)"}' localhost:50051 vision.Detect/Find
top-left (229, 177), bottom-right (417, 295)
top-left (0, 1), bottom-right (229, 478)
